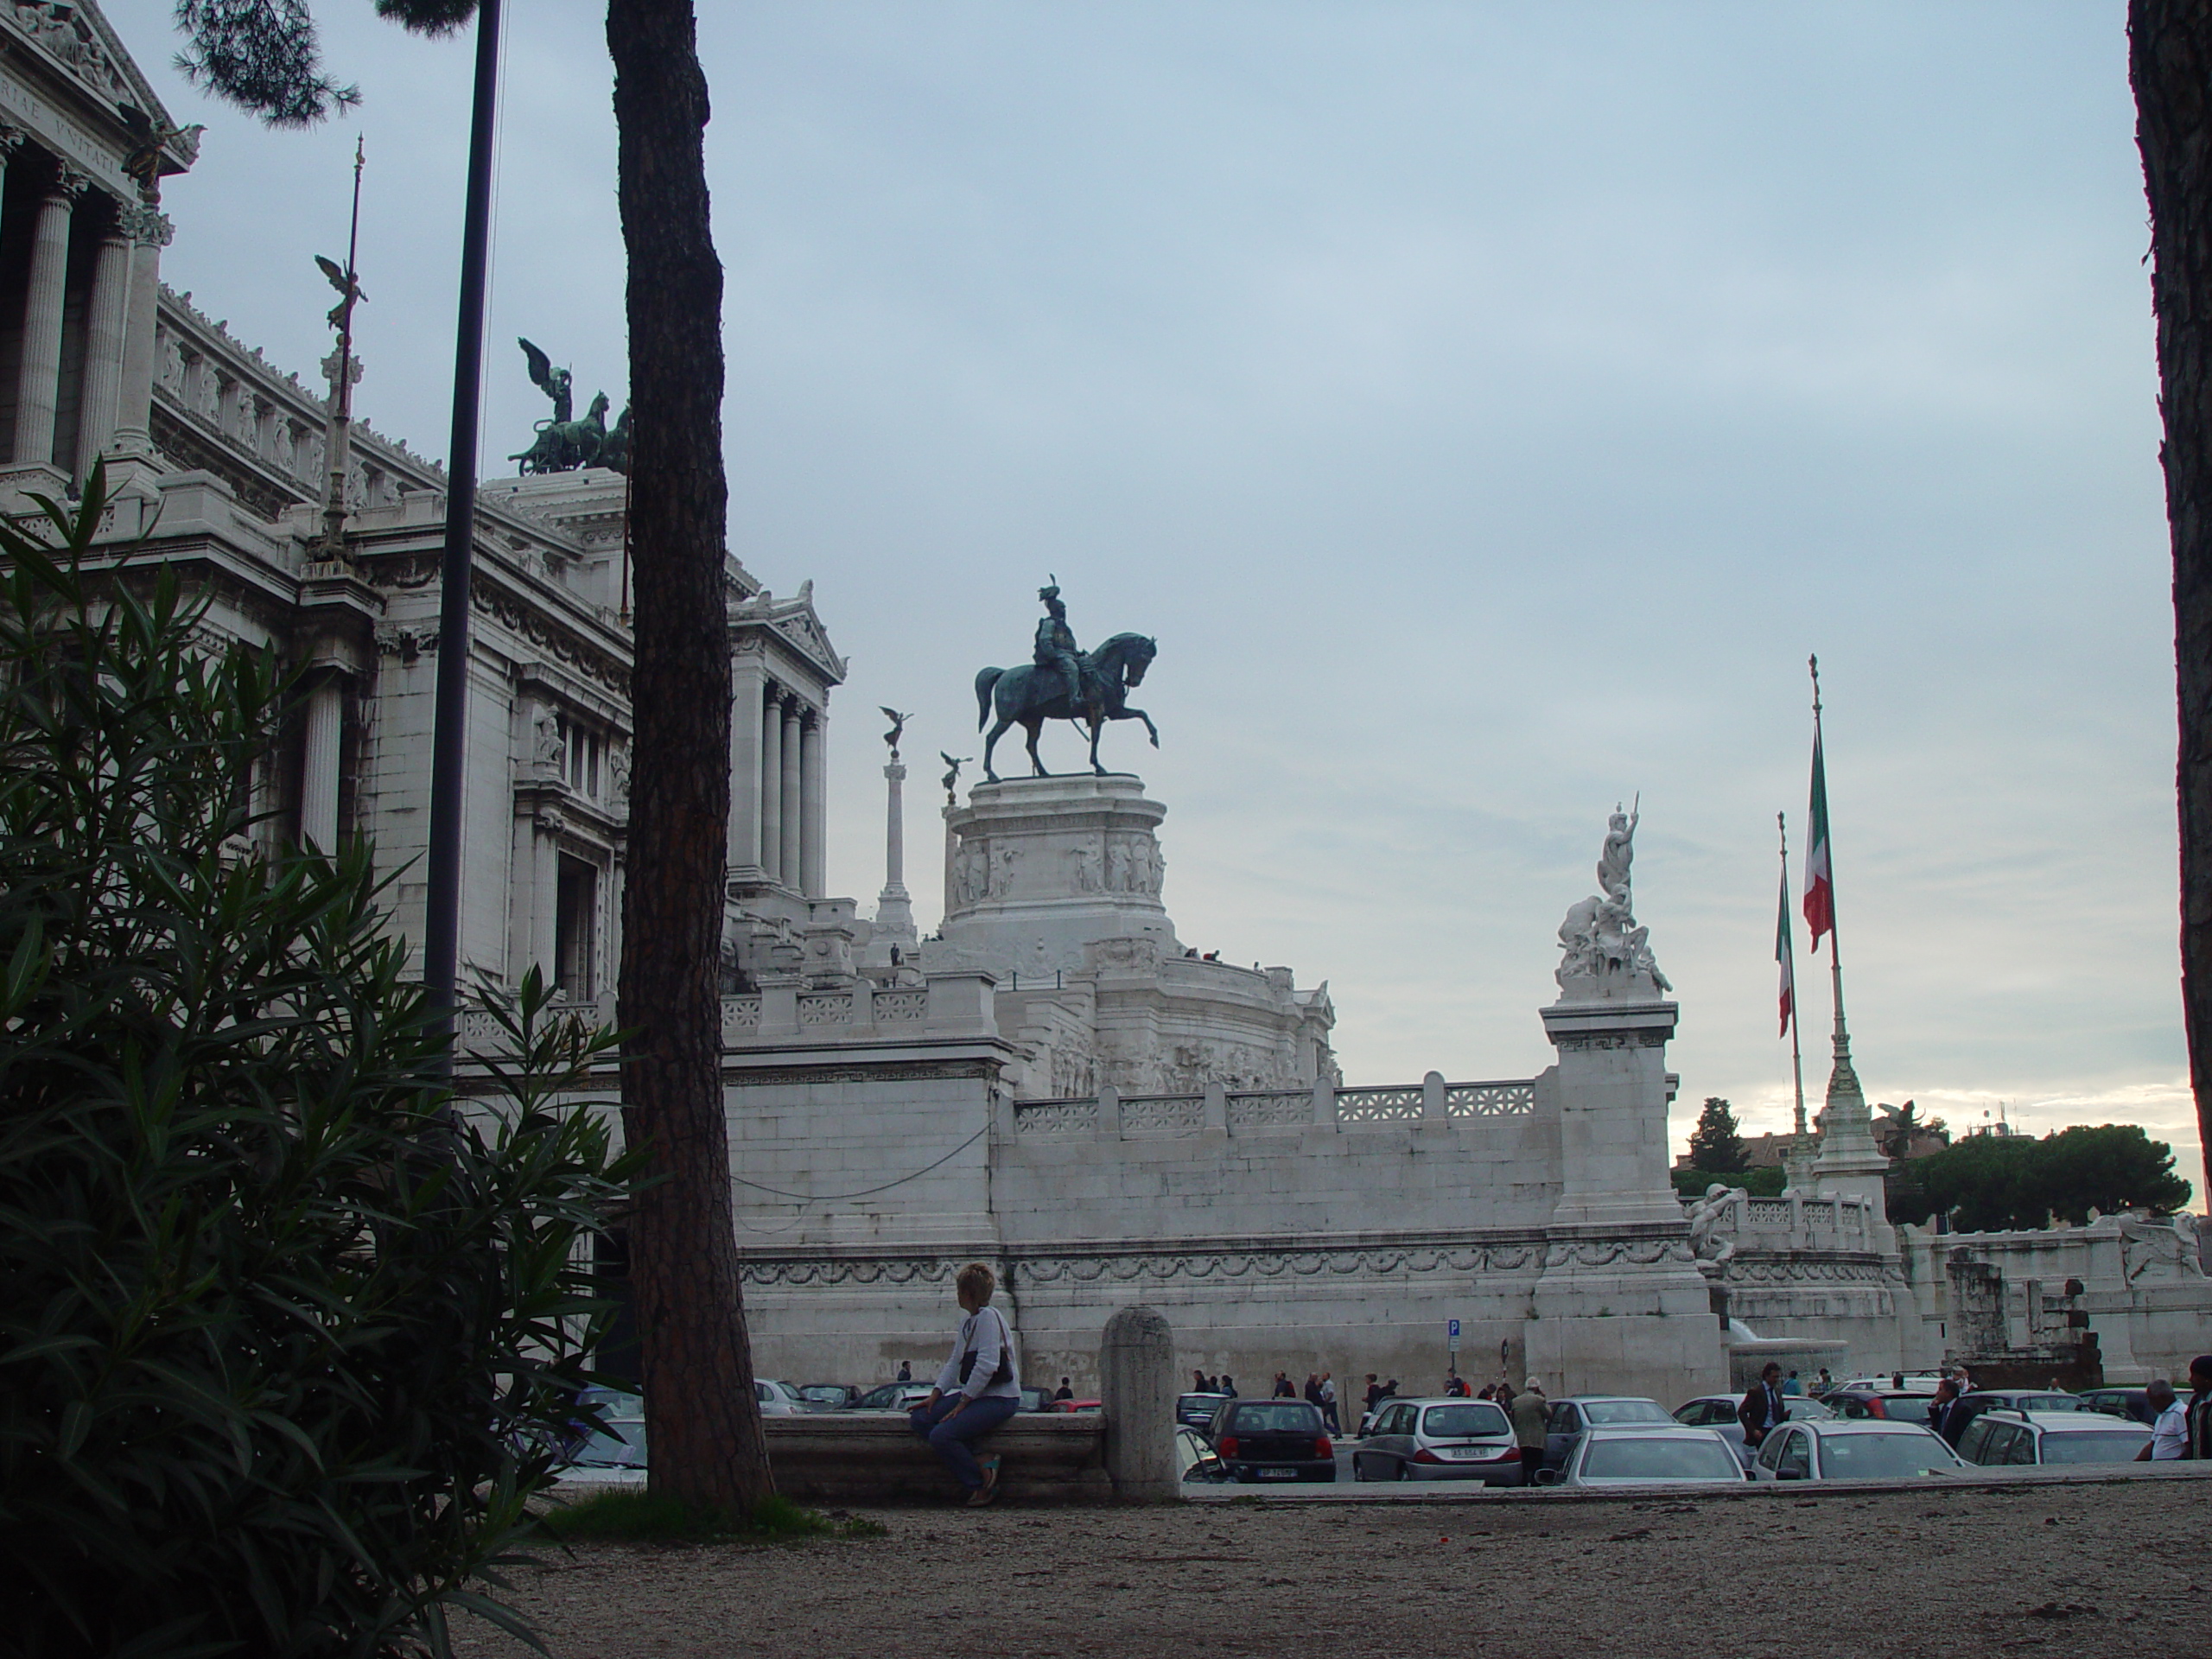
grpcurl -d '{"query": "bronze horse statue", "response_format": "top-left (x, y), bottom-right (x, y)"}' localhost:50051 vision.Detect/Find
top-left (975, 632), bottom-right (1158, 780)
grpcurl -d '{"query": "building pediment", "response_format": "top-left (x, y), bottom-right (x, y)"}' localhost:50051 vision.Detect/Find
top-left (733, 578), bottom-right (845, 684)
top-left (4, 2), bottom-right (198, 178)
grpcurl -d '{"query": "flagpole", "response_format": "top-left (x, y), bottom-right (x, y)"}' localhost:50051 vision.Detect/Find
top-left (1779, 810), bottom-right (1806, 1141)
top-left (1810, 653), bottom-right (1850, 1062)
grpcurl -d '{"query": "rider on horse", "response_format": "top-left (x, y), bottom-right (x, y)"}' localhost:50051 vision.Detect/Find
top-left (1034, 581), bottom-right (1089, 717)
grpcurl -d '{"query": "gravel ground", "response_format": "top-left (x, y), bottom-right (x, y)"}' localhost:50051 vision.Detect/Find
top-left (453, 1479), bottom-right (2207, 1658)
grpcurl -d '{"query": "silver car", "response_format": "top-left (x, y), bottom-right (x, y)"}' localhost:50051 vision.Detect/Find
top-left (1353, 1396), bottom-right (1525, 1484)
top-left (754, 1378), bottom-right (808, 1415)
top-left (1751, 1417), bottom-right (1966, 1482)
top-left (1674, 1392), bottom-right (1835, 1469)
top-left (1957, 1408), bottom-right (2150, 1467)
top-left (1537, 1426), bottom-right (1745, 1488)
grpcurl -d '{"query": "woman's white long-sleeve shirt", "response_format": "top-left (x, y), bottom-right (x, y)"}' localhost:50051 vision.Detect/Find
top-left (934, 1306), bottom-right (1022, 1401)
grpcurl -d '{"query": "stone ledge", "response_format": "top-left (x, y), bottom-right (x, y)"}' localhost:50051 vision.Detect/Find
top-left (762, 1412), bottom-right (1113, 1505)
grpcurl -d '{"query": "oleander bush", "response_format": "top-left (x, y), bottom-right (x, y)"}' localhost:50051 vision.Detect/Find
top-left (0, 471), bottom-right (632, 1657)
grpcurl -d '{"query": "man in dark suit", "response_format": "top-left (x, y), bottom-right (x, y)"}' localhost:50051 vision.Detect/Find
top-left (1738, 1362), bottom-right (1788, 1450)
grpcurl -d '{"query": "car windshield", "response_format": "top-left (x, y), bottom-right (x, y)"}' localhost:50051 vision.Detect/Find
top-left (1582, 1437), bottom-right (1740, 1480)
top-left (1584, 1400), bottom-right (1671, 1426)
top-left (2038, 1430), bottom-right (2150, 1465)
top-left (799, 1386), bottom-right (844, 1403)
top-left (1422, 1404), bottom-right (1511, 1438)
top-left (1179, 1394), bottom-right (1225, 1412)
top-left (1784, 1399), bottom-right (1835, 1420)
top-left (1227, 1403), bottom-right (1322, 1433)
top-left (569, 1418), bottom-right (646, 1468)
top-left (2015, 1395), bottom-right (2081, 1412)
top-left (1820, 1432), bottom-right (1957, 1478)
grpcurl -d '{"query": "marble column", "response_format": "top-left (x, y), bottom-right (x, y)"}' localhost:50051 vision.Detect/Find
top-left (758, 689), bottom-right (784, 883)
top-left (800, 712), bottom-right (826, 898)
top-left (779, 701), bottom-right (804, 890)
top-left (109, 205), bottom-right (171, 461)
top-left (299, 676), bottom-right (343, 850)
top-left (73, 222), bottom-right (130, 478)
top-left (531, 822), bottom-right (560, 982)
top-left (728, 658), bottom-right (763, 872)
top-left (15, 170), bottom-right (86, 467)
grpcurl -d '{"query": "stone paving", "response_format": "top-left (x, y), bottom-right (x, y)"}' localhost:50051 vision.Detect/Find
top-left (453, 1477), bottom-right (2209, 1658)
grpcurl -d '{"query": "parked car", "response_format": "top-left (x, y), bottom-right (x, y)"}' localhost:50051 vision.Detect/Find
top-left (1750, 1418), bottom-right (1966, 1482)
top-left (555, 1405), bottom-right (649, 1484)
top-left (797, 1383), bottom-right (857, 1410)
top-left (1177, 1426), bottom-right (1228, 1483)
top-left (849, 1382), bottom-right (935, 1411)
top-left (1210, 1398), bottom-right (1337, 1484)
top-left (1673, 1393), bottom-right (1835, 1468)
top-left (1178, 1391), bottom-right (1231, 1431)
top-left (1933, 1389), bottom-right (2082, 1445)
top-left (1827, 1372), bottom-right (1943, 1394)
top-left (1019, 1386), bottom-right (1054, 1413)
top-left (1051, 1397), bottom-right (1103, 1414)
top-left (754, 1379), bottom-right (809, 1415)
top-left (1822, 1389), bottom-right (1939, 1424)
top-left (1542, 1395), bottom-right (1675, 1473)
top-left (2077, 1386), bottom-right (2156, 1426)
top-left (1536, 1426), bottom-right (1745, 1489)
top-left (1353, 1397), bottom-right (1523, 1484)
top-left (1957, 1408), bottom-right (2151, 1467)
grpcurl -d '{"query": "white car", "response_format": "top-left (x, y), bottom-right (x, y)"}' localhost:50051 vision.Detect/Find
top-left (1751, 1418), bottom-right (1966, 1482)
top-left (554, 1409), bottom-right (648, 1484)
top-left (755, 1378), bottom-right (809, 1415)
top-left (1536, 1426), bottom-right (1746, 1488)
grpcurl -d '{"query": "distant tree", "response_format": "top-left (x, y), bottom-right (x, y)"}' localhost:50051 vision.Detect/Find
top-left (2132, 0), bottom-right (2212, 1204)
top-left (1671, 1164), bottom-right (1785, 1200)
top-left (1687, 1096), bottom-right (1749, 1173)
top-left (1891, 1124), bottom-right (2192, 1231)
top-left (2034, 1124), bottom-right (2193, 1224)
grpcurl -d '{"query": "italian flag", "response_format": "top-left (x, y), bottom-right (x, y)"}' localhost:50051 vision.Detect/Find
top-left (1803, 727), bottom-right (1835, 951)
top-left (1776, 862), bottom-right (1796, 1039)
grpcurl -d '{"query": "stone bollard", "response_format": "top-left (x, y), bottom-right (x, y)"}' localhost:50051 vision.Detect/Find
top-left (1098, 1305), bottom-right (1179, 1502)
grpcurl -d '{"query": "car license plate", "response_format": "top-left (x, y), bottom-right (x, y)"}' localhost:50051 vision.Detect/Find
top-left (1257, 1466), bottom-right (1298, 1479)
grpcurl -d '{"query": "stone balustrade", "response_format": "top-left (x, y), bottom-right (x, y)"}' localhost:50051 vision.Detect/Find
top-left (1012, 1072), bottom-right (1543, 1138)
top-left (1690, 1186), bottom-right (1877, 1252)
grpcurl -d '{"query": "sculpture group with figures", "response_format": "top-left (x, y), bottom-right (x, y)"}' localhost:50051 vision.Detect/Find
top-left (974, 582), bottom-right (1159, 780)
top-left (1555, 801), bottom-right (1672, 995)
top-left (509, 338), bottom-right (632, 474)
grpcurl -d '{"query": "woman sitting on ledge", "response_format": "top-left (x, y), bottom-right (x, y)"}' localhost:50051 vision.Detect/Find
top-left (909, 1262), bottom-right (1022, 1506)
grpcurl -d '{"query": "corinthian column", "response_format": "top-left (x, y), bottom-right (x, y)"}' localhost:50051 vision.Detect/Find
top-left (299, 676), bottom-right (343, 850)
top-left (73, 220), bottom-right (130, 478)
top-left (15, 169), bottom-right (87, 467)
top-left (779, 700), bottom-right (804, 889)
top-left (109, 204), bottom-right (173, 462)
top-left (759, 689), bottom-right (784, 883)
top-left (728, 655), bottom-right (763, 873)
top-left (800, 710), bottom-right (826, 898)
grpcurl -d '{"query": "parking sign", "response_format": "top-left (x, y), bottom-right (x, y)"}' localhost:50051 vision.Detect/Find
top-left (1447, 1318), bottom-right (1461, 1351)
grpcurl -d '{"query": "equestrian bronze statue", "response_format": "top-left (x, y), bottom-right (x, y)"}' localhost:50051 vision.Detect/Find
top-left (974, 582), bottom-right (1158, 780)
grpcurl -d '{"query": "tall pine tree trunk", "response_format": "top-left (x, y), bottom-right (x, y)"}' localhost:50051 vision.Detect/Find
top-left (608, 0), bottom-right (771, 1508)
top-left (2133, 0), bottom-right (2212, 1206)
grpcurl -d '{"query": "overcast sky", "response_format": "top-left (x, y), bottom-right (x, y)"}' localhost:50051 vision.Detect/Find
top-left (105, 0), bottom-right (2197, 1190)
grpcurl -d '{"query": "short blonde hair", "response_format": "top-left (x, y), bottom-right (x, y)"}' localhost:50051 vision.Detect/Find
top-left (957, 1262), bottom-right (996, 1304)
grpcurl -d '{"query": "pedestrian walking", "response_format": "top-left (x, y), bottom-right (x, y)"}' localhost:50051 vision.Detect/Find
top-left (1738, 1362), bottom-right (1787, 1450)
top-left (1221, 1376), bottom-right (1238, 1398)
top-left (1054, 1376), bottom-right (1074, 1402)
top-left (1192, 1369), bottom-right (1209, 1393)
top-left (1926, 1378), bottom-right (1958, 1435)
top-left (1815, 1368), bottom-right (1834, 1394)
top-left (1319, 1373), bottom-right (1339, 1433)
top-left (897, 1360), bottom-right (912, 1382)
top-left (1781, 1371), bottom-right (1802, 1396)
top-left (2187, 1356), bottom-right (2212, 1458)
top-left (907, 1262), bottom-right (1022, 1507)
top-left (1510, 1376), bottom-right (1548, 1484)
top-left (1274, 1371), bottom-right (1296, 1399)
top-left (2139, 1379), bottom-right (2186, 1460)
top-left (1363, 1375), bottom-right (1384, 1414)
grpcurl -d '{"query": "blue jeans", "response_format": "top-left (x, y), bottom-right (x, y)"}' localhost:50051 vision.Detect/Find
top-left (909, 1392), bottom-right (1020, 1490)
